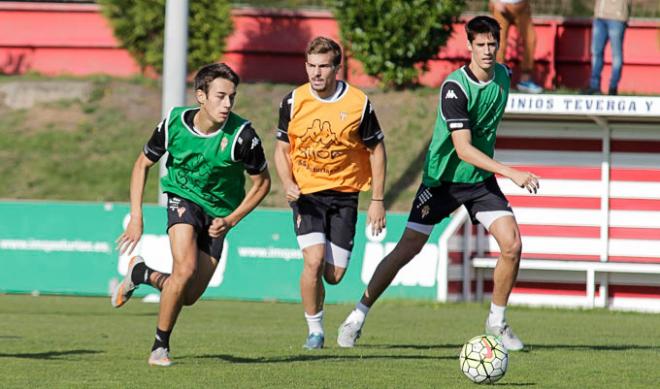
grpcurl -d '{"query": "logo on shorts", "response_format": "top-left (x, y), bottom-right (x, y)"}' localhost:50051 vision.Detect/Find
top-left (415, 188), bottom-right (432, 209)
top-left (296, 215), bottom-right (302, 229)
top-left (177, 207), bottom-right (186, 218)
top-left (221, 137), bottom-right (229, 152)
top-left (168, 197), bottom-right (181, 211)
top-left (421, 205), bottom-right (430, 219)
top-left (250, 137), bottom-right (260, 150)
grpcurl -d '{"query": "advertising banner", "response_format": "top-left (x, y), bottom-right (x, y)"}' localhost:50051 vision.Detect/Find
top-left (0, 201), bottom-right (450, 303)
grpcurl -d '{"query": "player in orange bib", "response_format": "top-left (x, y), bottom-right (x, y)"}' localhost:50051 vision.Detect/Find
top-left (274, 37), bottom-right (387, 349)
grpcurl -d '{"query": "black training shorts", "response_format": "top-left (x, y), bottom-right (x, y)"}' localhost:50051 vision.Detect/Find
top-left (408, 175), bottom-right (513, 228)
top-left (166, 194), bottom-right (225, 259)
top-left (289, 190), bottom-right (359, 252)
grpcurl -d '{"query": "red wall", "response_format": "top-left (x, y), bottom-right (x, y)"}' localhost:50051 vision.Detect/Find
top-left (1, 2), bottom-right (659, 93)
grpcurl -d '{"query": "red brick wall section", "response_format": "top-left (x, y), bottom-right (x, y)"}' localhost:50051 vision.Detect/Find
top-left (0, 3), bottom-right (658, 93)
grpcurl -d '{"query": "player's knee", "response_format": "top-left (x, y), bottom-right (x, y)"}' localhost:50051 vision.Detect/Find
top-left (323, 268), bottom-right (346, 285)
top-left (324, 274), bottom-right (341, 285)
top-left (303, 256), bottom-right (324, 275)
top-left (500, 238), bottom-right (522, 261)
top-left (172, 264), bottom-right (197, 283)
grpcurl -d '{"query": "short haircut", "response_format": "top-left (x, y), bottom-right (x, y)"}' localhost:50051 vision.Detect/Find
top-left (194, 63), bottom-right (240, 94)
top-left (306, 36), bottom-right (342, 67)
top-left (465, 16), bottom-right (501, 44)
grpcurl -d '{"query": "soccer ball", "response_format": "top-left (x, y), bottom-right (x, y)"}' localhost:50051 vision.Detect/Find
top-left (459, 335), bottom-right (508, 384)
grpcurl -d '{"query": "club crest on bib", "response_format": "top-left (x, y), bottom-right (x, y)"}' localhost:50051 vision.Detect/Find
top-left (421, 205), bottom-right (430, 219)
top-left (220, 137), bottom-right (228, 152)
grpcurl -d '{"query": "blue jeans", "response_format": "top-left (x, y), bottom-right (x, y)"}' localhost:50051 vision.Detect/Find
top-left (590, 18), bottom-right (626, 92)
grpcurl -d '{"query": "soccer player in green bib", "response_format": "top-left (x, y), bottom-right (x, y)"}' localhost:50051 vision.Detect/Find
top-left (113, 63), bottom-right (271, 366)
top-left (338, 16), bottom-right (539, 351)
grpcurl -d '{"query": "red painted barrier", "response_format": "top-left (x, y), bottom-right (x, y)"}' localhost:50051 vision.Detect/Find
top-left (0, 2), bottom-right (658, 93)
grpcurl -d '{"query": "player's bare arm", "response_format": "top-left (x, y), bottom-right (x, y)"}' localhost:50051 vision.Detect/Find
top-left (367, 141), bottom-right (387, 236)
top-left (208, 170), bottom-right (271, 238)
top-left (273, 140), bottom-right (300, 201)
top-left (489, 0), bottom-right (507, 14)
top-left (116, 152), bottom-right (155, 255)
top-left (451, 129), bottom-right (540, 193)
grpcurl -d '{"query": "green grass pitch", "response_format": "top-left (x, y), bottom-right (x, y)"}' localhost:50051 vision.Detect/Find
top-left (1, 294), bottom-right (658, 388)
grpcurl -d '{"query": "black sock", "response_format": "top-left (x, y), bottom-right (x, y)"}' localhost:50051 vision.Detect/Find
top-left (152, 327), bottom-right (171, 351)
top-left (131, 262), bottom-right (150, 285)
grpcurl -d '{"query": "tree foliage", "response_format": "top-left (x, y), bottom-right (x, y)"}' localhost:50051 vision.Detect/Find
top-left (330, 0), bottom-right (465, 88)
top-left (99, 0), bottom-right (233, 74)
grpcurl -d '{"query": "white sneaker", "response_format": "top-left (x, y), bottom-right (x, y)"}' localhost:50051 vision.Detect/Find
top-left (148, 347), bottom-right (173, 367)
top-left (111, 255), bottom-right (143, 308)
top-left (337, 320), bottom-right (363, 348)
top-left (485, 321), bottom-right (524, 351)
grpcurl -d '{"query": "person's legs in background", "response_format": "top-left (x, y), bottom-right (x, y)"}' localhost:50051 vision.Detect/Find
top-left (606, 19), bottom-right (626, 95)
top-left (513, 0), bottom-right (543, 93)
top-left (489, 1), bottom-right (512, 65)
top-left (589, 18), bottom-right (608, 94)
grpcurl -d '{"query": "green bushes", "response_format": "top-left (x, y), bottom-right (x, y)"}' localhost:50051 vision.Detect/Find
top-left (99, 0), bottom-right (233, 74)
top-left (330, 0), bottom-right (465, 88)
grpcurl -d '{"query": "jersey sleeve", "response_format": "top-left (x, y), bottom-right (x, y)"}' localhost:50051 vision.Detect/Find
top-left (359, 99), bottom-right (385, 148)
top-left (234, 125), bottom-right (268, 175)
top-left (275, 92), bottom-right (293, 143)
top-left (143, 118), bottom-right (167, 162)
top-left (501, 63), bottom-right (513, 80)
top-left (440, 81), bottom-right (470, 131)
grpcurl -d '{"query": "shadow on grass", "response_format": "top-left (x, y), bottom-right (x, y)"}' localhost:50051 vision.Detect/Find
top-left (195, 353), bottom-right (455, 364)
top-left (4, 311), bottom-right (157, 317)
top-left (0, 349), bottom-right (101, 360)
top-left (527, 344), bottom-right (656, 351)
top-left (373, 343), bottom-right (660, 353)
top-left (361, 343), bottom-right (462, 351)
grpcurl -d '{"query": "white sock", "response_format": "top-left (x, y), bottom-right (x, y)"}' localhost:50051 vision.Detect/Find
top-left (488, 303), bottom-right (506, 327)
top-left (346, 302), bottom-right (370, 324)
top-left (304, 310), bottom-right (324, 335)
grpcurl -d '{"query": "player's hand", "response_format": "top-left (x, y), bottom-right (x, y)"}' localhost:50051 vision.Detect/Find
top-left (285, 182), bottom-right (301, 202)
top-left (510, 170), bottom-right (540, 194)
top-left (116, 216), bottom-right (143, 255)
top-left (367, 200), bottom-right (386, 236)
top-left (209, 217), bottom-right (231, 238)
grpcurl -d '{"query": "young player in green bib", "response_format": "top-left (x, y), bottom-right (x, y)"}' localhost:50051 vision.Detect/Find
top-left (113, 63), bottom-right (271, 366)
top-left (338, 16), bottom-right (539, 351)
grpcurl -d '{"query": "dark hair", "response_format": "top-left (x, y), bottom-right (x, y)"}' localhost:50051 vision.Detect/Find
top-left (465, 16), bottom-right (501, 44)
top-left (306, 36), bottom-right (342, 67)
top-left (194, 63), bottom-right (240, 94)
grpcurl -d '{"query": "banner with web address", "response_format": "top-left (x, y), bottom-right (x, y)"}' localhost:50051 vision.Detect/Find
top-left (0, 201), bottom-right (450, 303)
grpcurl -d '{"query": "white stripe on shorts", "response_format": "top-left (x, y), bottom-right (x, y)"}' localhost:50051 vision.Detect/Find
top-left (297, 232), bottom-right (326, 250)
top-left (406, 222), bottom-right (434, 236)
top-left (324, 242), bottom-right (351, 268)
top-left (475, 211), bottom-right (514, 230)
